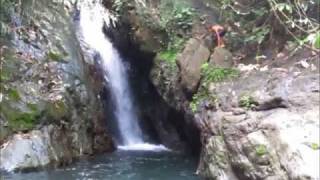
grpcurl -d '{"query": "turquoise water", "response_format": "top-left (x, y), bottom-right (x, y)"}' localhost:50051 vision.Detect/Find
top-left (2, 151), bottom-right (200, 180)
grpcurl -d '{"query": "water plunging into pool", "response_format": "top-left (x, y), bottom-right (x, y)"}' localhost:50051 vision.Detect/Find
top-left (1, 2), bottom-right (200, 179)
top-left (79, 0), bottom-right (166, 151)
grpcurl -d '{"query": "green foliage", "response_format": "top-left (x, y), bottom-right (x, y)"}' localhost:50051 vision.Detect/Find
top-left (0, 69), bottom-right (11, 82)
top-left (201, 63), bottom-right (239, 86)
top-left (1, 103), bottom-right (40, 131)
top-left (171, 7), bottom-right (195, 31)
top-left (268, 0), bottom-right (319, 50)
top-left (159, 49), bottom-right (178, 63)
top-left (159, 1), bottom-right (196, 37)
top-left (315, 32), bottom-right (320, 49)
top-left (255, 144), bottom-right (267, 156)
top-left (158, 36), bottom-right (185, 68)
top-left (306, 31), bottom-right (320, 49)
top-left (113, 0), bottom-right (126, 13)
top-left (190, 87), bottom-right (216, 113)
top-left (9, 112), bottom-right (39, 130)
top-left (190, 63), bottom-right (239, 113)
top-left (239, 95), bottom-right (258, 109)
top-left (244, 26), bottom-right (271, 45)
top-left (216, 0), bottom-right (319, 52)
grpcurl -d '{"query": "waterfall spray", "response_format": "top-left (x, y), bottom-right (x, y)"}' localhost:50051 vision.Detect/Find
top-left (79, 0), bottom-right (167, 151)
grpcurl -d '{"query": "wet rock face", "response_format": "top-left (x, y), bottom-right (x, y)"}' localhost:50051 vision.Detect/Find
top-left (0, 0), bottom-right (114, 172)
top-left (197, 67), bottom-right (320, 180)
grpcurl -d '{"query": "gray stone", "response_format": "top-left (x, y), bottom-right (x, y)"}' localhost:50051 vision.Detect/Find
top-left (197, 67), bottom-right (320, 180)
top-left (0, 126), bottom-right (72, 172)
top-left (177, 38), bottom-right (211, 93)
top-left (209, 47), bottom-right (233, 68)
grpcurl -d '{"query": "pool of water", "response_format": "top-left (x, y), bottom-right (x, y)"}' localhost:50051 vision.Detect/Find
top-left (2, 150), bottom-right (201, 180)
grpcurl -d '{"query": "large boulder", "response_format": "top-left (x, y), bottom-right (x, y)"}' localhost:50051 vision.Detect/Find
top-left (197, 63), bottom-right (320, 180)
top-left (177, 38), bottom-right (211, 94)
top-left (0, 125), bottom-right (72, 171)
top-left (209, 47), bottom-right (233, 68)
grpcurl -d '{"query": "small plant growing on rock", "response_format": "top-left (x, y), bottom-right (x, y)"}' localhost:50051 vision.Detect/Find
top-left (239, 95), bottom-right (258, 109)
top-left (8, 88), bottom-right (21, 101)
top-left (190, 87), bottom-right (217, 113)
top-left (201, 63), bottom-right (239, 86)
top-left (255, 144), bottom-right (267, 156)
top-left (158, 36), bottom-right (185, 69)
top-left (158, 49), bottom-right (178, 63)
top-left (311, 143), bottom-right (320, 150)
top-left (47, 51), bottom-right (67, 62)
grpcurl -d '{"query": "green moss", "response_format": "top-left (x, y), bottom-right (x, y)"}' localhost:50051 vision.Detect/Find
top-left (2, 107), bottom-right (39, 131)
top-left (9, 112), bottom-right (39, 130)
top-left (255, 144), bottom-right (267, 156)
top-left (0, 101), bottom-right (41, 131)
top-left (47, 51), bottom-right (65, 62)
top-left (8, 88), bottom-right (21, 101)
top-left (0, 70), bottom-right (11, 82)
top-left (159, 49), bottom-right (178, 63)
top-left (27, 103), bottom-right (38, 112)
top-left (311, 143), bottom-right (319, 150)
top-left (215, 151), bottom-right (227, 168)
top-left (239, 95), bottom-right (258, 109)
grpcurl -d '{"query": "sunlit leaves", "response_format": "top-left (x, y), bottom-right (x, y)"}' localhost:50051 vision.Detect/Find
top-left (275, 3), bottom-right (293, 14)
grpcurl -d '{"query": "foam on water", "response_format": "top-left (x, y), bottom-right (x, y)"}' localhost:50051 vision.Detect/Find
top-left (118, 144), bottom-right (170, 152)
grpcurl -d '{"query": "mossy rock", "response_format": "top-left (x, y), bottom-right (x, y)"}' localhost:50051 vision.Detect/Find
top-left (7, 88), bottom-right (21, 101)
top-left (45, 100), bottom-right (68, 120)
top-left (0, 104), bottom-right (40, 131)
top-left (0, 69), bottom-right (11, 82)
top-left (0, 100), bottom-right (43, 131)
top-left (47, 51), bottom-right (67, 63)
top-left (255, 144), bottom-right (267, 156)
top-left (158, 49), bottom-right (178, 63)
top-left (239, 95), bottom-right (259, 109)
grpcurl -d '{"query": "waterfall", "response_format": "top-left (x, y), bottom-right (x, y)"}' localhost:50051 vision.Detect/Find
top-left (78, 0), bottom-right (167, 151)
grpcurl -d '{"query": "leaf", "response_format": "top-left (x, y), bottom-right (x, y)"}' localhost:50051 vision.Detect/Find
top-left (314, 32), bottom-right (320, 49)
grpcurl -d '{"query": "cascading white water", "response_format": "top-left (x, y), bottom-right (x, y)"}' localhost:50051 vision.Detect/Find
top-left (79, 1), bottom-right (143, 145)
top-left (79, 0), bottom-right (168, 151)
